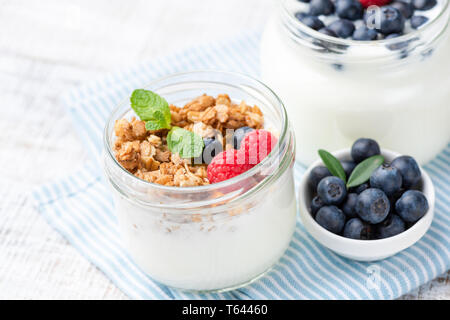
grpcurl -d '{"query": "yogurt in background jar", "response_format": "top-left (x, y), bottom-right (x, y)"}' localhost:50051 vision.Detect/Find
top-left (261, 0), bottom-right (450, 165)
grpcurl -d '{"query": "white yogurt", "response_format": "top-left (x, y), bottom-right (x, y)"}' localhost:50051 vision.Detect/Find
top-left (261, 0), bottom-right (450, 165)
top-left (111, 169), bottom-right (297, 291)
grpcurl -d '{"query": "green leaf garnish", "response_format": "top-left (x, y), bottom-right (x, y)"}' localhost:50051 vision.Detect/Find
top-left (130, 89), bottom-right (171, 130)
top-left (346, 155), bottom-right (384, 188)
top-left (318, 149), bottom-right (347, 182)
top-left (167, 127), bottom-right (204, 158)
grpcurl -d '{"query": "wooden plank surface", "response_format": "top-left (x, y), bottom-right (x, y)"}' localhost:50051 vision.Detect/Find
top-left (0, 0), bottom-right (448, 299)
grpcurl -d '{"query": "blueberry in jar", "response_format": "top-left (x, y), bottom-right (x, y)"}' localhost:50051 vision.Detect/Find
top-left (332, 63), bottom-right (344, 71)
top-left (370, 164), bottom-right (403, 196)
top-left (411, 15), bottom-right (429, 29)
top-left (315, 206), bottom-right (346, 234)
top-left (317, 176), bottom-right (347, 205)
top-left (328, 19), bottom-right (355, 38)
top-left (343, 218), bottom-right (373, 239)
top-left (232, 126), bottom-right (254, 149)
top-left (395, 190), bottom-right (429, 223)
top-left (195, 137), bottom-right (223, 164)
top-left (391, 155), bottom-right (421, 189)
top-left (295, 11), bottom-right (309, 21)
top-left (365, 6), bottom-right (405, 35)
top-left (311, 195), bottom-right (325, 217)
top-left (341, 160), bottom-right (356, 178)
top-left (379, 6), bottom-right (406, 35)
top-left (351, 138), bottom-right (381, 163)
top-left (342, 193), bottom-right (358, 218)
top-left (412, 0), bottom-right (437, 11)
top-left (356, 188), bottom-right (390, 224)
top-left (376, 214), bottom-right (405, 239)
top-left (318, 27), bottom-right (338, 37)
top-left (335, 0), bottom-right (363, 21)
top-left (391, 1), bottom-right (415, 19)
top-left (352, 26), bottom-right (378, 41)
top-left (385, 33), bottom-right (410, 51)
top-left (308, 166), bottom-right (331, 189)
top-left (309, 0), bottom-right (335, 16)
top-left (299, 16), bottom-right (326, 30)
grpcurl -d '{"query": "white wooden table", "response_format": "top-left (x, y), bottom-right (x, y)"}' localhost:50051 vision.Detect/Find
top-left (0, 0), bottom-right (447, 300)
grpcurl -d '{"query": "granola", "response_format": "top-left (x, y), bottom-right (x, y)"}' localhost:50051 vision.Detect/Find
top-left (114, 94), bottom-right (264, 187)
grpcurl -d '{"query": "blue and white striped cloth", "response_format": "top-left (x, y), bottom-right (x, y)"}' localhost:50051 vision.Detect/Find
top-left (32, 31), bottom-right (450, 300)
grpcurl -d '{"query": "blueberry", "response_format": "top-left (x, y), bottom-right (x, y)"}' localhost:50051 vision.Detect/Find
top-left (335, 0), bottom-right (363, 20)
top-left (352, 26), bottom-right (378, 40)
top-left (365, 6), bottom-right (405, 35)
top-left (385, 33), bottom-right (402, 39)
top-left (343, 218), bottom-right (373, 239)
top-left (341, 160), bottom-right (356, 178)
top-left (391, 156), bottom-right (421, 189)
top-left (356, 188), bottom-right (390, 224)
top-left (395, 190), bottom-right (429, 223)
top-left (317, 176), bottom-right (347, 205)
top-left (405, 220), bottom-right (417, 229)
top-left (328, 19), bottom-right (355, 38)
top-left (351, 138), bottom-right (381, 163)
top-left (384, 33), bottom-right (409, 51)
top-left (315, 206), bottom-right (346, 234)
top-left (389, 189), bottom-right (405, 213)
top-left (342, 193), bottom-right (358, 218)
top-left (370, 164), bottom-right (402, 196)
top-left (295, 11), bottom-right (309, 21)
top-left (318, 27), bottom-right (338, 37)
top-left (412, 0), bottom-right (437, 10)
top-left (311, 196), bottom-right (325, 217)
top-left (391, 1), bottom-right (415, 19)
top-left (376, 214), bottom-right (405, 239)
top-left (411, 15), bottom-right (429, 29)
top-left (379, 6), bottom-right (406, 35)
top-left (195, 137), bottom-right (223, 164)
top-left (232, 126), bottom-right (254, 149)
top-left (332, 63), bottom-right (344, 71)
top-left (350, 182), bottom-right (370, 194)
top-left (299, 16), bottom-right (325, 30)
top-left (298, 0), bottom-right (311, 2)
top-left (309, 0), bottom-right (335, 16)
top-left (308, 166), bottom-right (331, 189)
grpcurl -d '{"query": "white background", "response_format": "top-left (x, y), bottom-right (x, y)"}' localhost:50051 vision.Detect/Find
top-left (0, 0), bottom-right (448, 299)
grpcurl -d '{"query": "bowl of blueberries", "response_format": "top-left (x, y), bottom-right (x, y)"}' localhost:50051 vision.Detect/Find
top-left (299, 138), bottom-right (435, 261)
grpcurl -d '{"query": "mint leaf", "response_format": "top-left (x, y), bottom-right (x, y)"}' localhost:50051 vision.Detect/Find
top-left (318, 149), bottom-right (347, 182)
top-left (346, 155), bottom-right (385, 188)
top-left (167, 127), bottom-right (204, 158)
top-left (130, 89), bottom-right (171, 130)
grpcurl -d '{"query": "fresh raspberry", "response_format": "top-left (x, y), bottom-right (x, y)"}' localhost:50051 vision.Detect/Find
top-left (207, 149), bottom-right (254, 183)
top-left (359, 0), bottom-right (391, 8)
top-left (239, 130), bottom-right (278, 165)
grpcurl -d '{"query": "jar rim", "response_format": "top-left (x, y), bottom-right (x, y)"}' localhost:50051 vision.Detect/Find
top-left (280, 0), bottom-right (450, 52)
top-left (103, 70), bottom-right (292, 196)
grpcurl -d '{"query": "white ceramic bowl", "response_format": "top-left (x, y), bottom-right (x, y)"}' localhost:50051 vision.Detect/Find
top-left (299, 149), bottom-right (435, 261)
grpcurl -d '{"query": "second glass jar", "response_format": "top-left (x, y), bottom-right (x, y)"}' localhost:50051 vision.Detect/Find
top-left (261, 0), bottom-right (450, 165)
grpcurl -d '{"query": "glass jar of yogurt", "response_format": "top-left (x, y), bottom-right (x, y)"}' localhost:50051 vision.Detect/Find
top-left (102, 71), bottom-right (297, 292)
top-left (261, 0), bottom-right (450, 165)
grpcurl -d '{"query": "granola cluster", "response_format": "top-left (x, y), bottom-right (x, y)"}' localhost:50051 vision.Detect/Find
top-left (113, 94), bottom-right (264, 187)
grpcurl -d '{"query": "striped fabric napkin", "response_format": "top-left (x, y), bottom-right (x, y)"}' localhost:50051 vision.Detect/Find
top-left (32, 31), bottom-right (450, 300)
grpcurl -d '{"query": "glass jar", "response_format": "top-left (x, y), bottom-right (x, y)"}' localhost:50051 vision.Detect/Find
top-left (261, 0), bottom-right (450, 165)
top-left (102, 71), bottom-right (297, 292)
